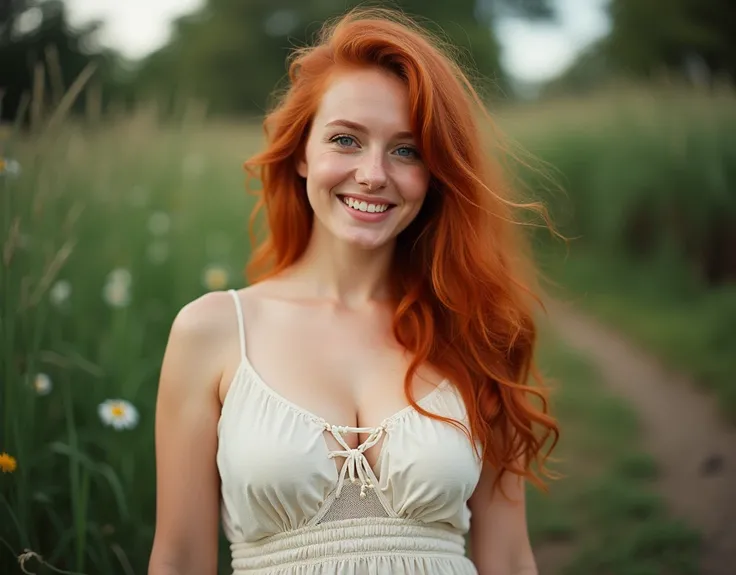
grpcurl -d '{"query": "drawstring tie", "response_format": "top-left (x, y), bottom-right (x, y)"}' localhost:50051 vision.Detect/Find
top-left (325, 423), bottom-right (385, 499)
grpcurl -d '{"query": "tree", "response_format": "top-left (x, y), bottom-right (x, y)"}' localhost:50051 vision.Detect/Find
top-left (133, 0), bottom-right (555, 116)
top-left (604, 0), bottom-right (735, 81)
top-left (0, 0), bottom-right (124, 124)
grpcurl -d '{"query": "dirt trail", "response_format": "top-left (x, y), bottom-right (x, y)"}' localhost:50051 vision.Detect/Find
top-left (547, 300), bottom-right (736, 575)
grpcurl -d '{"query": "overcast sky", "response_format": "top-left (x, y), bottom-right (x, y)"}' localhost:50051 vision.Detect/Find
top-left (64, 0), bottom-right (610, 83)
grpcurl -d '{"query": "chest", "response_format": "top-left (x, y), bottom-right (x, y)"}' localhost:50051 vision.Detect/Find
top-left (241, 301), bottom-right (443, 445)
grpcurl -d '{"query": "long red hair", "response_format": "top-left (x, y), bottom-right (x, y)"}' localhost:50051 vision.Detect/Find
top-left (244, 8), bottom-right (559, 491)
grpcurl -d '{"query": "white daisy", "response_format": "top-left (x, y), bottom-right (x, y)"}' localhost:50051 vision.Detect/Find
top-left (103, 279), bottom-right (131, 308)
top-left (98, 399), bottom-right (139, 431)
top-left (33, 373), bottom-right (53, 396)
top-left (202, 265), bottom-right (229, 291)
top-left (0, 157), bottom-right (21, 177)
top-left (147, 211), bottom-right (171, 236)
top-left (107, 268), bottom-right (132, 287)
top-left (49, 280), bottom-right (71, 306)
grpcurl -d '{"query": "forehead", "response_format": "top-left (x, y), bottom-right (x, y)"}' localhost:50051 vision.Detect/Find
top-left (313, 67), bottom-right (412, 132)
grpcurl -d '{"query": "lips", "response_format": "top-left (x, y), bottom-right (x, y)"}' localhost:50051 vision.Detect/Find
top-left (338, 194), bottom-right (394, 214)
top-left (336, 194), bottom-right (395, 222)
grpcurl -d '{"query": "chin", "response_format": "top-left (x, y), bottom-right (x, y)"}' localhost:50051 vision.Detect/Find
top-left (339, 230), bottom-right (392, 251)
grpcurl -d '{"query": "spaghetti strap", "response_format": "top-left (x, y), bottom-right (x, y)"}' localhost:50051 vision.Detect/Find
top-left (228, 289), bottom-right (246, 361)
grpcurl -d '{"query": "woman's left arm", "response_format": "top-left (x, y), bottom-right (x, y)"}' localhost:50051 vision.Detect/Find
top-left (467, 461), bottom-right (538, 575)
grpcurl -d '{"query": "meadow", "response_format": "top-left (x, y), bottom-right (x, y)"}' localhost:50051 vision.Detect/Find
top-left (2, 81), bottom-right (734, 574)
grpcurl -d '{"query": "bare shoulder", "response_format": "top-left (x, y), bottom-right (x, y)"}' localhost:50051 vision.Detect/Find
top-left (160, 290), bottom-right (241, 399)
top-left (170, 290), bottom-right (238, 343)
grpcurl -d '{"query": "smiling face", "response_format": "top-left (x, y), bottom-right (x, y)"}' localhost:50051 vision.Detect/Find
top-left (297, 67), bottom-right (431, 251)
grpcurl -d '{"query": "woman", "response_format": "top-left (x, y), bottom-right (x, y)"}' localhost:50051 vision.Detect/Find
top-left (149, 7), bottom-right (558, 575)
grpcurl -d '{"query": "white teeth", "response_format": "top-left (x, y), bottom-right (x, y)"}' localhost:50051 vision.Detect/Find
top-left (341, 196), bottom-right (390, 213)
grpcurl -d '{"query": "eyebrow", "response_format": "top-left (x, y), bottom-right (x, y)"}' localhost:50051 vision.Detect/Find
top-left (324, 119), bottom-right (414, 141)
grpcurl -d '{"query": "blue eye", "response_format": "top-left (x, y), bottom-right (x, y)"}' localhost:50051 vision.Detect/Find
top-left (332, 135), bottom-right (357, 147)
top-left (395, 146), bottom-right (419, 159)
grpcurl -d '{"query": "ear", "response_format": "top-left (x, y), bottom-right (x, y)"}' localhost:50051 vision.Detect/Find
top-left (296, 158), bottom-right (308, 179)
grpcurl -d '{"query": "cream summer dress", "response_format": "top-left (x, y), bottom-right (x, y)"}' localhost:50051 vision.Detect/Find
top-left (217, 289), bottom-right (483, 574)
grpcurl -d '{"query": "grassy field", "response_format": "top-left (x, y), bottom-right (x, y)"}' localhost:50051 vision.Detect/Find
top-left (529, 327), bottom-right (700, 575)
top-left (0, 89), bottom-right (712, 573)
top-left (495, 84), bottom-right (736, 423)
top-left (538, 247), bottom-right (736, 423)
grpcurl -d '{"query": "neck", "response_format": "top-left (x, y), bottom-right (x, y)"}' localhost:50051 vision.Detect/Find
top-left (286, 224), bottom-right (395, 307)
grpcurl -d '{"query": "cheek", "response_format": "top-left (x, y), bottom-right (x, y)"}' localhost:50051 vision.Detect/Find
top-left (397, 167), bottom-right (430, 204)
top-left (308, 154), bottom-right (354, 191)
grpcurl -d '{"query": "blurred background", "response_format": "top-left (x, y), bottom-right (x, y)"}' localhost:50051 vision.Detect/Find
top-left (1, 0), bottom-right (735, 574)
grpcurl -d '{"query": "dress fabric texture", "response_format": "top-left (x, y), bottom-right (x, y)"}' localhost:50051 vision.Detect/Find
top-left (217, 289), bottom-right (483, 574)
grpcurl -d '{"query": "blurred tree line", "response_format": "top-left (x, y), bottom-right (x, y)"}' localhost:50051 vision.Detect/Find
top-left (545, 0), bottom-right (736, 95)
top-left (1, 0), bottom-right (552, 120)
top-left (0, 0), bottom-right (134, 124)
top-left (1, 0), bottom-right (735, 119)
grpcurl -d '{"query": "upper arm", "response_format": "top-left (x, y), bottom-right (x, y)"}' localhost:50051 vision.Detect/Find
top-left (149, 292), bottom-right (234, 575)
top-left (468, 461), bottom-right (537, 575)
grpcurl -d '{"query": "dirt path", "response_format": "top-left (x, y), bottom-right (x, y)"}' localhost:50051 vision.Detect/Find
top-left (547, 300), bottom-right (736, 575)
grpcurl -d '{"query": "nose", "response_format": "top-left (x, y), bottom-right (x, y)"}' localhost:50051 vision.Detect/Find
top-left (355, 150), bottom-right (387, 191)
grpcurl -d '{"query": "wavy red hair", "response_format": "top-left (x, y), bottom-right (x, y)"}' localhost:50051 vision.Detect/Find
top-left (244, 8), bottom-right (559, 491)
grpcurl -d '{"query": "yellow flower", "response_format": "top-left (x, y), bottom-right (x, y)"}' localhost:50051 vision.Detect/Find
top-left (202, 265), bottom-right (229, 291)
top-left (0, 452), bottom-right (17, 473)
top-left (0, 157), bottom-right (20, 176)
top-left (33, 373), bottom-right (53, 396)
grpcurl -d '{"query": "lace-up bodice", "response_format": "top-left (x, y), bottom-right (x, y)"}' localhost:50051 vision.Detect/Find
top-left (216, 290), bottom-right (482, 574)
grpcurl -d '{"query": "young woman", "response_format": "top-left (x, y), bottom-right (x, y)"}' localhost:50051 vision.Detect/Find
top-left (149, 8), bottom-right (558, 575)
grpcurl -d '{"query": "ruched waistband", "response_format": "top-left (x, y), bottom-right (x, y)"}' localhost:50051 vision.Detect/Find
top-left (230, 517), bottom-right (468, 572)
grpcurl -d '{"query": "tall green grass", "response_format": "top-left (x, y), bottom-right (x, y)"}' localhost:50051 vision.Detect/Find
top-left (1, 105), bottom-right (258, 572)
top-left (499, 84), bottom-right (736, 420)
top-left (504, 83), bottom-right (736, 287)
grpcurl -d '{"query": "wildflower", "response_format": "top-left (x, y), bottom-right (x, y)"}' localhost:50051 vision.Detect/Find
top-left (103, 280), bottom-right (131, 308)
top-left (49, 280), bottom-right (71, 306)
top-left (202, 265), bottom-right (229, 291)
top-left (147, 211), bottom-right (171, 236)
top-left (98, 399), bottom-right (139, 431)
top-left (107, 268), bottom-right (131, 287)
top-left (0, 157), bottom-right (21, 177)
top-left (33, 373), bottom-right (52, 396)
top-left (0, 452), bottom-right (17, 473)
top-left (147, 241), bottom-right (169, 264)
top-left (103, 268), bottom-right (132, 308)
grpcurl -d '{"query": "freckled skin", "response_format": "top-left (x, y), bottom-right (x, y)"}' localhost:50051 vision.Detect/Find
top-left (297, 68), bottom-right (431, 251)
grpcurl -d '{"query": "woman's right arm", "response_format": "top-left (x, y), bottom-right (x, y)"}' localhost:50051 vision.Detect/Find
top-left (148, 294), bottom-right (229, 575)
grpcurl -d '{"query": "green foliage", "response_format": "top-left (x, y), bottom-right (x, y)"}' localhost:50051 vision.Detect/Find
top-left (605, 0), bottom-right (736, 79)
top-left (519, 85), bottom-right (736, 287)
top-left (543, 0), bottom-right (736, 97)
top-left (0, 1), bottom-right (131, 124)
top-left (135, 0), bottom-right (516, 115)
top-left (0, 114), bottom-right (256, 573)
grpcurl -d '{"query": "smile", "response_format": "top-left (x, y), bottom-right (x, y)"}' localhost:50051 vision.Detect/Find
top-left (339, 195), bottom-right (393, 213)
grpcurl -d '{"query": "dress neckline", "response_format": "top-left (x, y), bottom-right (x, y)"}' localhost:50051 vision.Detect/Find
top-left (235, 352), bottom-right (450, 431)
